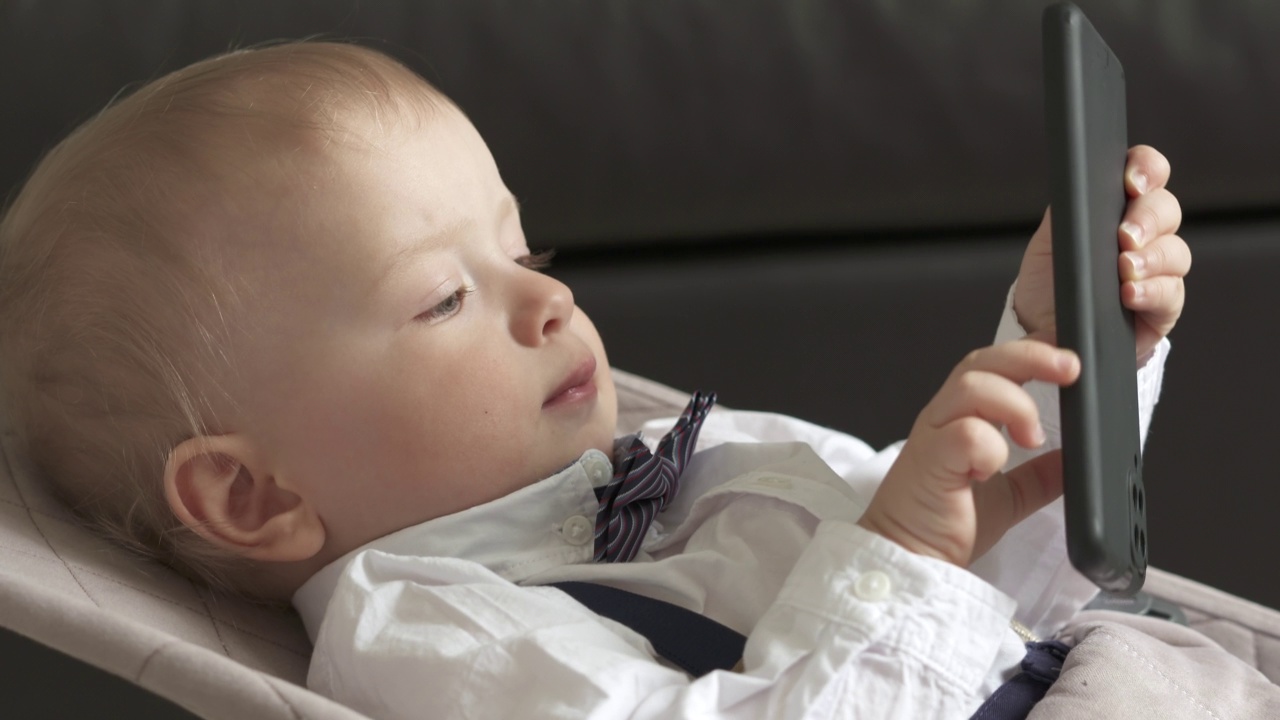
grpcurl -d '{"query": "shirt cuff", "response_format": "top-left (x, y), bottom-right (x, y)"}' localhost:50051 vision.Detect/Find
top-left (993, 281), bottom-right (1170, 450)
top-left (773, 520), bottom-right (1016, 692)
top-left (1136, 336), bottom-right (1169, 450)
top-left (994, 280), bottom-right (1063, 455)
top-left (995, 281), bottom-right (1028, 345)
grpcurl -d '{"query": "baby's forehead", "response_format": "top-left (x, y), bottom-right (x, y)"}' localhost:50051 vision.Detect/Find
top-left (121, 44), bottom-right (447, 192)
top-left (152, 46), bottom-right (457, 244)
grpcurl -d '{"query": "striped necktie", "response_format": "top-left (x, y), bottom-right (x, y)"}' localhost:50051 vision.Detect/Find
top-left (593, 391), bottom-right (716, 563)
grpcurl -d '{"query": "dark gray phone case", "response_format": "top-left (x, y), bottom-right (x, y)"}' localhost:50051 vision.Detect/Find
top-left (1043, 2), bottom-right (1146, 596)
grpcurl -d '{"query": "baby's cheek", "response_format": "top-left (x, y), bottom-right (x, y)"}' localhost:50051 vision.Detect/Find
top-left (595, 373), bottom-right (620, 450)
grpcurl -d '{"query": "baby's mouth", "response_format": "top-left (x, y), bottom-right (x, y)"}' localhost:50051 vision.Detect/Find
top-left (544, 356), bottom-right (598, 408)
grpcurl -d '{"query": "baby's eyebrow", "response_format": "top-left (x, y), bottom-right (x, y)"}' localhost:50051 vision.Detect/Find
top-left (380, 194), bottom-right (521, 283)
top-left (381, 217), bottom-right (469, 281)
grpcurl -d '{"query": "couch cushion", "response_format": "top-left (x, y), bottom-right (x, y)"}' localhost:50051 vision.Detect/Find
top-left (2, 0), bottom-right (1278, 247)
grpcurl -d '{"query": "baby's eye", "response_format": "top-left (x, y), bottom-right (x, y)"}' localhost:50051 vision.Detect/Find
top-left (516, 249), bottom-right (555, 272)
top-left (416, 286), bottom-right (474, 323)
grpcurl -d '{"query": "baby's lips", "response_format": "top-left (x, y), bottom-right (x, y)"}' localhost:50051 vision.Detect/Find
top-left (543, 354), bottom-right (598, 406)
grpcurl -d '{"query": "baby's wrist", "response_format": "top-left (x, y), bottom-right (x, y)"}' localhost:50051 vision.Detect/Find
top-left (856, 511), bottom-right (954, 565)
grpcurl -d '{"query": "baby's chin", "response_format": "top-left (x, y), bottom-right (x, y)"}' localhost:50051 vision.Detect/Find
top-left (526, 436), bottom-right (616, 487)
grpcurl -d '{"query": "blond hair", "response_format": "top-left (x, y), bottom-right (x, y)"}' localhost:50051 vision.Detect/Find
top-left (0, 41), bottom-right (443, 598)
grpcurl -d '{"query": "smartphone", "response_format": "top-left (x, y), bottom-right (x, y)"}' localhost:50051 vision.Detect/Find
top-left (1043, 2), bottom-right (1146, 596)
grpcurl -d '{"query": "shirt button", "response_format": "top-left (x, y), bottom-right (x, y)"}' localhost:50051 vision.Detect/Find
top-left (562, 515), bottom-right (594, 546)
top-left (582, 452), bottom-right (613, 485)
top-left (854, 570), bottom-right (892, 601)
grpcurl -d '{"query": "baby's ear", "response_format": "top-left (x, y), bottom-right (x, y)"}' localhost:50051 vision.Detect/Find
top-left (163, 435), bottom-right (325, 562)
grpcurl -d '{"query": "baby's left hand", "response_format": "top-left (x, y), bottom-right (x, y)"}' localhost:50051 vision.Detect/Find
top-left (1013, 145), bottom-right (1191, 360)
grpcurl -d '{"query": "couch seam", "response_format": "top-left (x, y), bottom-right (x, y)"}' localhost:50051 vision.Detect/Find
top-left (1091, 629), bottom-right (1222, 719)
top-left (263, 676), bottom-right (304, 720)
top-left (134, 638), bottom-right (178, 683)
top-left (0, 540), bottom-right (307, 657)
top-left (195, 581), bottom-right (233, 658)
top-left (4, 465), bottom-right (100, 608)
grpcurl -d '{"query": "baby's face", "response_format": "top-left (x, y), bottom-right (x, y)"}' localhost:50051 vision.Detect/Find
top-left (226, 104), bottom-right (618, 556)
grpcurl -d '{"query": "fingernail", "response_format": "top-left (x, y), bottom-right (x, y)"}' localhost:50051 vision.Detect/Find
top-left (1031, 424), bottom-right (1047, 446)
top-left (1057, 351), bottom-right (1077, 372)
top-left (1121, 221), bottom-right (1145, 246)
top-left (1125, 252), bottom-right (1146, 278)
top-left (1129, 169), bottom-right (1149, 195)
top-left (1131, 282), bottom-right (1146, 301)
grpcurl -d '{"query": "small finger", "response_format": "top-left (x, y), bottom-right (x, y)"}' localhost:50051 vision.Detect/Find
top-left (973, 450), bottom-right (1064, 557)
top-left (1120, 233), bottom-right (1192, 282)
top-left (1123, 276), bottom-right (1186, 333)
top-left (1125, 145), bottom-right (1171, 197)
top-left (933, 416), bottom-right (1010, 482)
top-left (950, 339), bottom-right (1080, 388)
top-left (926, 371), bottom-right (1045, 449)
top-left (1119, 188), bottom-right (1182, 250)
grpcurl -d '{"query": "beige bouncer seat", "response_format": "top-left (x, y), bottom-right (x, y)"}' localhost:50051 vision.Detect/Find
top-left (3, 369), bottom-right (1279, 719)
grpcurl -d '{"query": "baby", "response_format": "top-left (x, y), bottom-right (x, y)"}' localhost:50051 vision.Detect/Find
top-left (0, 42), bottom-right (1190, 718)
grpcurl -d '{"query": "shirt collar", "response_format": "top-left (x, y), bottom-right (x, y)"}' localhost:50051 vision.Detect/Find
top-left (293, 448), bottom-right (614, 642)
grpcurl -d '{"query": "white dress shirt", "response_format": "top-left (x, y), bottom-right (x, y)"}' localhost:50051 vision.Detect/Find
top-left (294, 292), bottom-right (1169, 720)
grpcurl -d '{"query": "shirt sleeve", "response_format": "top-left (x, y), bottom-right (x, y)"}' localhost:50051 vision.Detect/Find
top-left (308, 531), bottom-right (1016, 720)
top-left (969, 282), bottom-right (1171, 637)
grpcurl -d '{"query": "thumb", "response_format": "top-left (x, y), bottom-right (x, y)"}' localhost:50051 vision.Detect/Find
top-left (972, 450), bottom-right (1064, 559)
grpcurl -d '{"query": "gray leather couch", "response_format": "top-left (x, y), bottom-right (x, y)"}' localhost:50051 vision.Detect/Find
top-left (4, 0), bottom-right (1278, 617)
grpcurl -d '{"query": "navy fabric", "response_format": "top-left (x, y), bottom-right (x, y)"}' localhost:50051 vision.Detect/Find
top-left (594, 392), bottom-right (715, 562)
top-left (549, 581), bottom-right (746, 677)
top-left (970, 640), bottom-right (1072, 719)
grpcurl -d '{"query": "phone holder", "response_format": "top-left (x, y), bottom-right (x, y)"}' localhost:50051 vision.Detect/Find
top-left (1084, 591), bottom-right (1188, 625)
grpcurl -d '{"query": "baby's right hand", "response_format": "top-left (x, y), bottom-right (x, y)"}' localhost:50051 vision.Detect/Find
top-left (857, 339), bottom-right (1080, 567)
